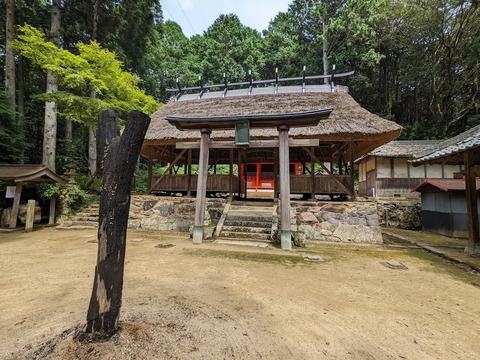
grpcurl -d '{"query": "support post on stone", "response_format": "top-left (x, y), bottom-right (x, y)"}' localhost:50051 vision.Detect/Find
top-left (25, 199), bottom-right (35, 232)
top-left (187, 149), bottom-right (193, 197)
top-left (278, 125), bottom-right (292, 250)
top-left (48, 197), bottom-right (56, 225)
top-left (464, 150), bottom-right (480, 255)
top-left (147, 157), bottom-right (153, 192)
top-left (349, 141), bottom-right (356, 199)
top-left (193, 128), bottom-right (211, 244)
top-left (9, 182), bottom-right (23, 229)
top-left (274, 148), bottom-right (279, 200)
top-left (310, 146), bottom-right (316, 200)
top-left (243, 149), bottom-right (248, 200)
top-left (237, 149), bottom-right (242, 198)
top-left (229, 148), bottom-right (234, 200)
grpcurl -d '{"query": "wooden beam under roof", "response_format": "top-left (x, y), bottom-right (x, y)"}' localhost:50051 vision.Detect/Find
top-left (176, 139), bottom-right (319, 149)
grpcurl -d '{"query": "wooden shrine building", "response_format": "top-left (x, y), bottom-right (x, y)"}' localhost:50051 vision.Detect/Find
top-left (141, 72), bottom-right (402, 249)
top-left (0, 164), bottom-right (66, 228)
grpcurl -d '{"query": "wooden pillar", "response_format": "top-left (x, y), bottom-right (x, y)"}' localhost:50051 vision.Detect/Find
top-left (193, 128), bottom-right (211, 244)
top-left (274, 148), bottom-right (279, 200)
top-left (48, 197), bottom-right (56, 225)
top-left (349, 142), bottom-right (355, 199)
top-left (278, 125), bottom-right (291, 250)
top-left (147, 157), bottom-right (153, 193)
top-left (464, 150), bottom-right (480, 255)
top-left (229, 148), bottom-right (234, 199)
top-left (237, 149), bottom-right (242, 198)
top-left (25, 199), bottom-right (35, 232)
top-left (243, 150), bottom-right (248, 199)
top-left (187, 149), bottom-right (192, 197)
top-left (9, 182), bottom-right (23, 229)
top-left (310, 147), bottom-right (315, 200)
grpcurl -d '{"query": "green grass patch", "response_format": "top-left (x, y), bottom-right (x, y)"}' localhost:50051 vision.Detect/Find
top-left (385, 228), bottom-right (467, 247)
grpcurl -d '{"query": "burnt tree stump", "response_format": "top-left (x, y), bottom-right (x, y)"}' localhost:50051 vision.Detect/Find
top-left (82, 110), bottom-right (150, 339)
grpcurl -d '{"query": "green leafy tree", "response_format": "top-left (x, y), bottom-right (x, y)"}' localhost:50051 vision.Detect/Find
top-left (0, 90), bottom-right (24, 163)
top-left (11, 24), bottom-right (159, 126)
top-left (191, 14), bottom-right (266, 85)
top-left (375, 0), bottom-right (479, 138)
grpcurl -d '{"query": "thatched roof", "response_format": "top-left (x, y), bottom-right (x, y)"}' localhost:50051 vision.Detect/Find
top-left (142, 92), bottom-right (401, 162)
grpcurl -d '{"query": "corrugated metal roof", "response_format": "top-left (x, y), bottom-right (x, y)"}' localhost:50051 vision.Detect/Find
top-left (413, 178), bottom-right (480, 192)
top-left (369, 140), bottom-right (442, 158)
top-left (412, 124), bottom-right (480, 164)
top-left (0, 164), bottom-right (66, 183)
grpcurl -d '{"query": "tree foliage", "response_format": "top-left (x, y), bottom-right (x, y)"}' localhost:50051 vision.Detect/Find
top-left (1, 0), bottom-right (479, 169)
top-left (11, 24), bottom-right (159, 126)
top-left (0, 90), bottom-right (24, 163)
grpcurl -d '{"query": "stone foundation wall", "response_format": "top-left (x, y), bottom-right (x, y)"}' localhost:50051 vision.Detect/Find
top-left (291, 201), bottom-right (383, 244)
top-left (376, 199), bottom-right (421, 230)
top-left (128, 195), bottom-right (225, 232)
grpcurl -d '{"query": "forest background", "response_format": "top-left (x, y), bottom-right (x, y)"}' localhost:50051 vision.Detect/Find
top-left (0, 0), bottom-right (478, 183)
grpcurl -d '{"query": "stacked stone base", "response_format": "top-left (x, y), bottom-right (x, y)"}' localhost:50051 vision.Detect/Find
top-left (128, 195), bottom-right (225, 232)
top-left (292, 201), bottom-right (383, 244)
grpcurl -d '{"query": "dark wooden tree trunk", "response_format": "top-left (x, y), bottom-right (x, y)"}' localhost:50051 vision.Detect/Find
top-left (83, 110), bottom-right (150, 339)
top-left (96, 109), bottom-right (120, 171)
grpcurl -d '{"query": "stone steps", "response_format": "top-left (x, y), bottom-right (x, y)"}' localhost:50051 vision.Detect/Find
top-left (223, 219), bottom-right (272, 228)
top-left (56, 203), bottom-right (99, 230)
top-left (218, 201), bottom-right (275, 243)
top-left (221, 225), bottom-right (271, 235)
top-left (218, 234), bottom-right (272, 243)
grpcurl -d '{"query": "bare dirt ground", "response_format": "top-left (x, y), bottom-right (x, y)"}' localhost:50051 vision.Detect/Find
top-left (1, 227), bottom-right (480, 360)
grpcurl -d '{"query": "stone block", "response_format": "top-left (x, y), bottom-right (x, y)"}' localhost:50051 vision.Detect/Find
top-left (354, 226), bottom-right (383, 244)
top-left (155, 203), bottom-right (173, 216)
top-left (333, 223), bottom-right (356, 242)
top-left (318, 221), bottom-right (336, 232)
top-left (128, 218), bottom-right (141, 230)
top-left (174, 203), bottom-right (196, 215)
top-left (297, 211), bottom-right (318, 225)
top-left (292, 231), bottom-right (306, 247)
top-left (143, 200), bottom-right (158, 211)
top-left (346, 216), bottom-right (367, 226)
top-left (320, 204), bottom-right (346, 213)
top-left (18, 205), bottom-right (41, 225)
top-left (366, 214), bottom-right (379, 226)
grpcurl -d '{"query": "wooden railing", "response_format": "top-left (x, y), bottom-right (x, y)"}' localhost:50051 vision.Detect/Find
top-left (151, 174), bottom-right (246, 194)
top-left (290, 174), bottom-right (353, 195)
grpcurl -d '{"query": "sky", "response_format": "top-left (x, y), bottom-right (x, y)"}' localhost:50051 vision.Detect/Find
top-left (160, 0), bottom-right (292, 38)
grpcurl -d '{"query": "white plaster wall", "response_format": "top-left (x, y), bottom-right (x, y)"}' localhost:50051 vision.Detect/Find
top-left (359, 162), bottom-right (366, 181)
top-left (426, 164), bottom-right (443, 178)
top-left (377, 157), bottom-right (391, 178)
top-left (393, 158), bottom-right (409, 178)
top-left (366, 158), bottom-right (375, 172)
top-left (409, 163), bottom-right (425, 178)
top-left (443, 165), bottom-right (462, 178)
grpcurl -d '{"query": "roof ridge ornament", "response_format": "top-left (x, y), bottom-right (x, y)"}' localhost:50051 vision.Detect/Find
top-left (167, 67), bottom-right (354, 100)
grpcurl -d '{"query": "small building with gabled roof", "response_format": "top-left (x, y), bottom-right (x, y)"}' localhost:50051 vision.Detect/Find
top-left (0, 164), bottom-right (66, 228)
top-left (411, 124), bottom-right (480, 254)
top-left (357, 140), bottom-right (463, 197)
top-left (413, 179), bottom-right (480, 238)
